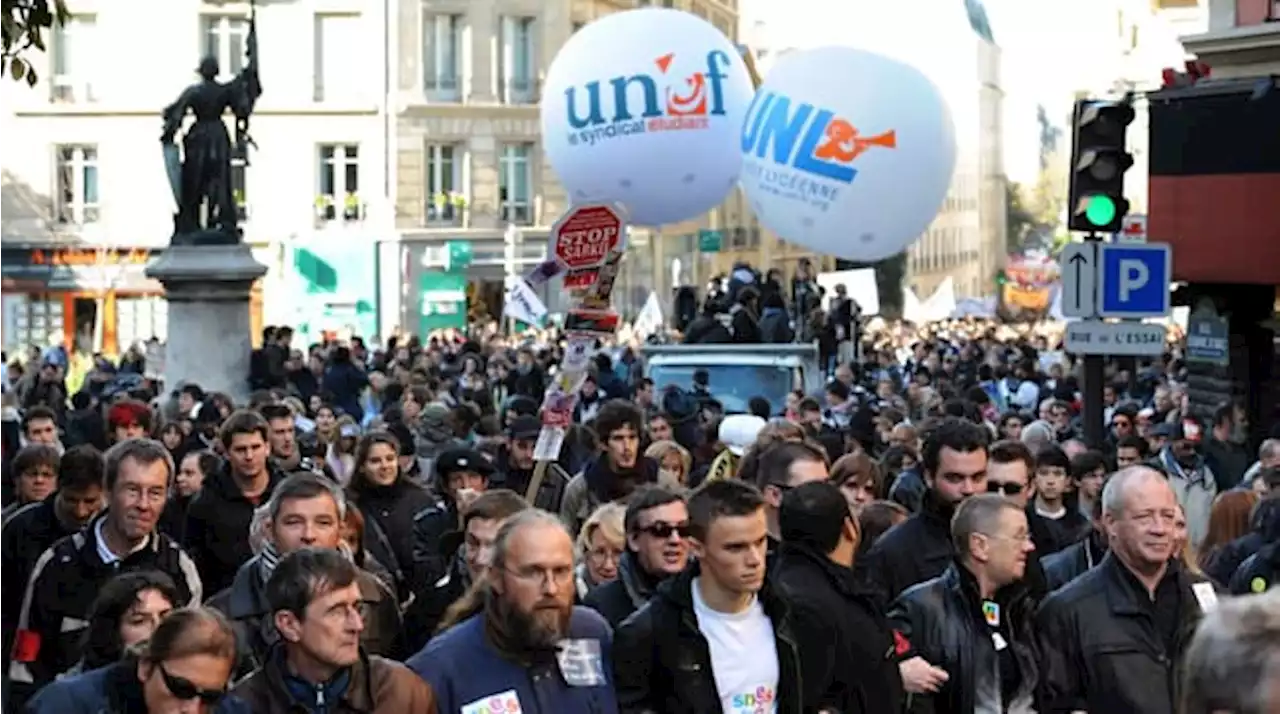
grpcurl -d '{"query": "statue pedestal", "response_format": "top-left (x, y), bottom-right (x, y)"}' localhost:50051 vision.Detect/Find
top-left (145, 243), bottom-right (267, 404)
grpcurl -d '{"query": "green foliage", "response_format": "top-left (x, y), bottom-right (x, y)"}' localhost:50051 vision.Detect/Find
top-left (1006, 181), bottom-right (1037, 253)
top-left (2, 0), bottom-right (68, 87)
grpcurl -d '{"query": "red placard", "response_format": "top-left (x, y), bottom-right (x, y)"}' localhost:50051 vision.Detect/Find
top-left (550, 204), bottom-right (624, 273)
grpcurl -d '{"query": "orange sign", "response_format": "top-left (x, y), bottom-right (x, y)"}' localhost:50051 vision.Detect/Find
top-left (30, 248), bottom-right (152, 267)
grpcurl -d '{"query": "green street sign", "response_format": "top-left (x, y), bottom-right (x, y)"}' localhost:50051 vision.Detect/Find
top-left (444, 240), bottom-right (472, 271)
top-left (698, 229), bottom-right (722, 253)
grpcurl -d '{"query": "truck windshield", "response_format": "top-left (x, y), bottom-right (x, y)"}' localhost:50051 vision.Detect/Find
top-left (647, 364), bottom-right (795, 415)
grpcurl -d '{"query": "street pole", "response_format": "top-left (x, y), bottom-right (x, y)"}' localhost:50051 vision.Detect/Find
top-left (1081, 231), bottom-right (1105, 450)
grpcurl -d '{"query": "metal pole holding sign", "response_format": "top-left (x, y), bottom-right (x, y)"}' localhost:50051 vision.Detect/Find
top-left (1081, 232), bottom-right (1106, 450)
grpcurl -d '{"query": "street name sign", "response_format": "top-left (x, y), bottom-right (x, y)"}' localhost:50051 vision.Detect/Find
top-left (1064, 321), bottom-right (1166, 356)
top-left (1098, 243), bottom-right (1172, 319)
top-left (1059, 243), bottom-right (1097, 319)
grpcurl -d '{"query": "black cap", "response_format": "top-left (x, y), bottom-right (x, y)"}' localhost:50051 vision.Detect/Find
top-left (386, 421), bottom-right (417, 457)
top-left (436, 448), bottom-right (494, 478)
top-left (507, 415), bottom-right (542, 441)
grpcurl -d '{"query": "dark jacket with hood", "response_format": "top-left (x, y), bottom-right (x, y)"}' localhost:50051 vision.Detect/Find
top-left (759, 306), bottom-right (794, 344)
top-left (183, 462), bottom-right (286, 595)
top-left (612, 564), bottom-right (806, 714)
top-left (348, 477), bottom-right (435, 599)
top-left (560, 456), bottom-right (659, 537)
top-left (861, 491), bottom-right (958, 604)
top-left (207, 552), bottom-right (404, 677)
top-left (889, 562), bottom-right (1039, 714)
top-left (729, 303), bottom-right (762, 344)
top-left (775, 542), bottom-right (905, 714)
top-left (491, 448), bottom-right (570, 513)
top-left (582, 550), bottom-right (663, 629)
top-left (1043, 527), bottom-right (1108, 591)
top-left (682, 313), bottom-right (732, 344)
top-left (1202, 497), bottom-right (1280, 587)
top-left (1230, 539), bottom-right (1278, 595)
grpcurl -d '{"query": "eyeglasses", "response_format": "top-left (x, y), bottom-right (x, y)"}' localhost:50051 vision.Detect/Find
top-left (158, 664), bottom-right (226, 704)
top-left (506, 565), bottom-right (574, 587)
top-left (636, 522), bottom-right (691, 539)
top-left (587, 547), bottom-right (622, 565)
top-left (987, 481), bottom-right (1025, 496)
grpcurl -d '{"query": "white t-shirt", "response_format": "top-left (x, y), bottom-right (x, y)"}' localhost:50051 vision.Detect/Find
top-left (691, 576), bottom-right (780, 714)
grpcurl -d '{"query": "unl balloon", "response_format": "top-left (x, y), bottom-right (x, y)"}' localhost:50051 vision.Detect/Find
top-left (739, 46), bottom-right (956, 262)
top-left (541, 8), bottom-right (755, 226)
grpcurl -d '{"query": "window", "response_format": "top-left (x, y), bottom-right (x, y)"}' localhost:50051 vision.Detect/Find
top-left (499, 16), bottom-right (535, 103)
top-left (425, 144), bottom-right (463, 224)
top-left (317, 144), bottom-right (362, 222)
top-left (55, 145), bottom-right (99, 225)
top-left (498, 143), bottom-right (533, 225)
top-left (314, 14), bottom-right (362, 102)
top-left (51, 15), bottom-right (96, 103)
top-left (422, 13), bottom-right (461, 99)
top-left (201, 15), bottom-right (249, 81)
top-left (6, 296), bottom-right (64, 354)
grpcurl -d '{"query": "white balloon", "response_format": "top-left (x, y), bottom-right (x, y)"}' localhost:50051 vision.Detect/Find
top-left (541, 8), bottom-right (755, 226)
top-left (739, 46), bottom-right (956, 262)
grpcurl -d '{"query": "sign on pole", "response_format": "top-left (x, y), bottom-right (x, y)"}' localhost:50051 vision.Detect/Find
top-left (549, 203), bottom-right (627, 291)
top-left (1059, 243), bottom-right (1097, 319)
top-left (1115, 214), bottom-right (1147, 243)
top-left (1063, 321), bottom-right (1166, 356)
top-left (1097, 243), bottom-right (1172, 319)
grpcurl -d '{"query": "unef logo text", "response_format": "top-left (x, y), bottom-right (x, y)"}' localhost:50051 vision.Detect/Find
top-left (741, 91), bottom-right (896, 211)
top-left (564, 50), bottom-right (733, 146)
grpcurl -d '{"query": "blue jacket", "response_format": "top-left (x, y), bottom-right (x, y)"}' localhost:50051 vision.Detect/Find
top-left (407, 607), bottom-right (619, 714)
top-left (25, 661), bottom-right (241, 714)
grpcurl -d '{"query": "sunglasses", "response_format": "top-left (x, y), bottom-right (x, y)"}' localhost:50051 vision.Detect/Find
top-left (159, 664), bottom-right (226, 704)
top-left (987, 481), bottom-right (1025, 496)
top-left (636, 522), bottom-right (691, 539)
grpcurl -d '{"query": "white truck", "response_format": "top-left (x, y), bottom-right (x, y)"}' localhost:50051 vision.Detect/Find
top-left (639, 343), bottom-right (824, 415)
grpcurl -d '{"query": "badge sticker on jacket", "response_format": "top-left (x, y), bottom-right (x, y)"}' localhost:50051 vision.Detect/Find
top-left (460, 689), bottom-right (522, 714)
top-left (982, 600), bottom-right (1000, 626)
top-left (557, 638), bottom-right (606, 687)
top-left (1191, 582), bottom-right (1219, 613)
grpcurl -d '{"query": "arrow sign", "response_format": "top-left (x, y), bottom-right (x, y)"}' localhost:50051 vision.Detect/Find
top-left (1059, 243), bottom-right (1097, 319)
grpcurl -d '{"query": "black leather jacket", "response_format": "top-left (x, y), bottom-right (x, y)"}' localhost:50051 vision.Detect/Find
top-left (612, 564), bottom-right (805, 714)
top-left (1035, 553), bottom-right (1209, 714)
top-left (889, 562), bottom-right (1038, 714)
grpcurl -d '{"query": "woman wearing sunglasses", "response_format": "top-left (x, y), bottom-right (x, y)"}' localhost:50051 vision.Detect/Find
top-left (26, 606), bottom-right (239, 713)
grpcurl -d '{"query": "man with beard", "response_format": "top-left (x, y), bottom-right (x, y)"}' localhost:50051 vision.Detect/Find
top-left (229, 548), bottom-right (437, 712)
top-left (8, 439), bottom-right (201, 699)
top-left (492, 415), bottom-right (569, 512)
top-left (863, 417), bottom-right (991, 602)
top-left (561, 400), bottom-right (657, 537)
top-left (408, 510), bottom-right (619, 714)
top-left (584, 486), bottom-right (690, 628)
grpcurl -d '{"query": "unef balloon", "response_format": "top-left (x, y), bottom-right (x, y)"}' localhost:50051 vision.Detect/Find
top-left (541, 8), bottom-right (755, 226)
top-left (739, 46), bottom-right (956, 262)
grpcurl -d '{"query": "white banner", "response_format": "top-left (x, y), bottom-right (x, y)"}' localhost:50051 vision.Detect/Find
top-left (503, 277), bottom-right (548, 327)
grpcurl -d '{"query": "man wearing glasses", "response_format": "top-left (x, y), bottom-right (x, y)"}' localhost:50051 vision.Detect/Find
top-left (584, 486), bottom-right (690, 628)
top-left (409, 510), bottom-right (619, 714)
top-left (888, 494), bottom-right (1040, 714)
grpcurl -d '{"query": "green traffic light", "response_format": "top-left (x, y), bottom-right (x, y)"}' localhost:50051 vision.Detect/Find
top-left (1085, 195), bottom-right (1117, 226)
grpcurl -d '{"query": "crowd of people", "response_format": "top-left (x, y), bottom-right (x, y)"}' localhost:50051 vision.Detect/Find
top-left (1, 299), bottom-right (1278, 713)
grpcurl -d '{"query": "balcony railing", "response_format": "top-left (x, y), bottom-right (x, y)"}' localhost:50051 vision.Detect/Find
top-left (502, 77), bottom-right (538, 104)
top-left (426, 193), bottom-right (468, 226)
top-left (424, 75), bottom-right (461, 101)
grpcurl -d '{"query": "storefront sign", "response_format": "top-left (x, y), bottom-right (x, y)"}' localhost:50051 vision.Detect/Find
top-left (1, 247), bottom-right (162, 291)
top-left (1186, 303), bottom-right (1229, 367)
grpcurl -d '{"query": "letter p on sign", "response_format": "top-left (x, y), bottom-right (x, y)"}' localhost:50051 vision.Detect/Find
top-left (1118, 259), bottom-right (1149, 301)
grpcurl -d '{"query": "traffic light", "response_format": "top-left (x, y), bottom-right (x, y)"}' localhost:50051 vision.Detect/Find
top-left (1067, 97), bottom-right (1135, 234)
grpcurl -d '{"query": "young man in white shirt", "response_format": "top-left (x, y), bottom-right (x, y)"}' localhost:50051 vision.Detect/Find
top-left (613, 479), bottom-right (806, 714)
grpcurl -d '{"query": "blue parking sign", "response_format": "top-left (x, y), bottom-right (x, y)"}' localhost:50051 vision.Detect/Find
top-left (1098, 243), bottom-right (1172, 319)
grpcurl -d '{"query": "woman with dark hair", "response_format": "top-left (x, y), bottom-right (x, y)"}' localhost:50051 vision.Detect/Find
top-left (27, 607), bottom-right (238, 712)
top-left (70, 571), bottom-right (182, 676)
top-left (347, 431), bottom-right (435, 601)
top-left (160, 450), bottom-right (221, 542)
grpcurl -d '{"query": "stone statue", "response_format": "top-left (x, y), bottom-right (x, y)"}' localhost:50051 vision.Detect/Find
top-left (160, 3), bottom-right (261, 245)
